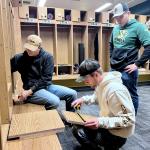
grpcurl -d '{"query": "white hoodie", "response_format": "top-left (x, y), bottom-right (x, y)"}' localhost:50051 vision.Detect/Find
top-left (82, 71), bottom-right (135, 138)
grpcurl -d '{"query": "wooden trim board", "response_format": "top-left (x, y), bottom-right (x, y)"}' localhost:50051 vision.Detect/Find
top-left (62, 111), bottom-right (96, 125)
top-left (8, 110), bottom-right (65, 140)
top-left (13, 103), bottom-right (45, 114)
top-left (5, 134), bottom-right (62, 150)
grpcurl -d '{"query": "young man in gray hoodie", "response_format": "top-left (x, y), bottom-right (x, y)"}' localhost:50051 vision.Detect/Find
top-left (72, 59), bottom-right (135, 150)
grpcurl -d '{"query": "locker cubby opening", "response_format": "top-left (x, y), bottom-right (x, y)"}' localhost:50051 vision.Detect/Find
top-left (39, 23), bottom-right (56, 64)
top-left (58, 65), bottom-right (72, 75)
top-left (20, 22), bottom-right (38, 50)
top-left (101, 27), bottom-right (112, 71)
top-left (53, 66), bottom-right (57, 76)
top-left (47, 8), bottom-right (55, 20)
top-left (80, 11), bottom-right (87, 22)
top-left (57, 25), bottom-right (72, 66)
top-left (29, 6), bottom-right (37, 18)
top-left (64, 9), bottom-right (71, 21)
top-left (95, 12), bottom-right (100, 22)
top-left (88, 26), bottom-right (100, 61)
top-left (73, 25), bottom-right (87, 67)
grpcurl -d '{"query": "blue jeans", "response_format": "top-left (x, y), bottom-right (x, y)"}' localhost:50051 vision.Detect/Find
top-left (121, 70), bottom-right (139, 115)
top-left (27, 84), bottom-right (77, 111)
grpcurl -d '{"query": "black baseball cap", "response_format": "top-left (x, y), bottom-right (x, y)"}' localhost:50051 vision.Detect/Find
top-left (113, 2), bottom-right (129, 18)
top-left (76, 59), bottom-right (100, 82)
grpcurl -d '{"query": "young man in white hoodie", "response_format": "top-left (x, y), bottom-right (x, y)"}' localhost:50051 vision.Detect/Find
top-left (71, 59), bottom-right (135, 150)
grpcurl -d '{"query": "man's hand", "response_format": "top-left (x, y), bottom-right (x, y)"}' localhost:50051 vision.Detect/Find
top-left (125, 63), bottom-right (138, 73)
top-left (84, 118), bottom-right (99, 129)
top-left (18, 89), bottom-right (33, 101)
top-left (71, 98), bottom-right (84, 108)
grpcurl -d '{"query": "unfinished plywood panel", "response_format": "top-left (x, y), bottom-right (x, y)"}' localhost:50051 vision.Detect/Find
top-left (13, 104), bottom-right (45, 114)
top-left (19, 6), bottom-right (29, 19)
top-left (5, 135), bottom-right (62, 150)
top-left (57, 25), bottom-right (72, 65)
top-left (0, 0), bottom-right (12, 124)
top-left (86, 11), bottom-right (95, 22)
top-left (63, 111), bottom-right (96, 125)
top-left (21, 22), bottom-right (38, 50)
top-left (55, 8), bottom-right (64, 21)
top-left (1, 124), bottom-right (9, 150)
top-left (129, 14), bottom-right (135, 20)
top-left (73, 25), bottom-right (88, 65)
top-left (38, 7), bottom-right (47, 20)
top-left (88, 26), bottom-right (100, 60)
top-left (100, 12), bottom-right (109, 23)
top-left (101, 26), bottom-right (112, 71)
top-left (39, 24), bottom-right (55, 55)
top-left (138, 15), bottom-right (147, 24)
top-left (8, 110), bottom-right (65, 140)
top-left (71, 9), bottom-right (80, 22)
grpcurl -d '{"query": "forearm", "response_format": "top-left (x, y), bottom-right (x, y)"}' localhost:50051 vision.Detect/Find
top-left (82, 92), bottom-right (97, 104)
top-left (135, 45), bottom-right (150, 67)
top-left (98, 113), bottom-right (135, 129)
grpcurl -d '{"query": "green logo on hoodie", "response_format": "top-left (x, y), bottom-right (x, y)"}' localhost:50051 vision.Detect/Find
top-left (115, 30), bottom-right (128, 43)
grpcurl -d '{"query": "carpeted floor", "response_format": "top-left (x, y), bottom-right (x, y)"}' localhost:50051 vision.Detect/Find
top-left (57, 85), bottom-right (150, 150)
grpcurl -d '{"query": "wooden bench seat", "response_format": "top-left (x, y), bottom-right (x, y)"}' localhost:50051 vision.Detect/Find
top-left (5, 134), bottom-right (62, 150)
top-left (13, 103), bottom-right (45, 114)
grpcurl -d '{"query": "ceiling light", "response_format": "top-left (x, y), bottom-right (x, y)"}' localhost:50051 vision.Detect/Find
top-left (38, 0), bottom-right (46, 7)
top-left (95, 3), bottom-right (112, 12)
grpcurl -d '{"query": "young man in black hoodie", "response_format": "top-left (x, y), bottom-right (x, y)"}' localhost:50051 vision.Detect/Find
top-left (110, 3), bottom-right (150, 114)
top-left (11, 34), bottom-right (77, 111)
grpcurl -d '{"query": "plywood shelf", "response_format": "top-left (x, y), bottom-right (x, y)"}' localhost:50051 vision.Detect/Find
top-left (5, 135), bottom-right (62, 150)
top-left (8, 110), bottom-right (65, 140)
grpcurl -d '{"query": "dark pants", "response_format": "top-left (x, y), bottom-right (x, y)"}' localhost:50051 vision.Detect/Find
top-left (121, 70), bottom-right (139, 115)
top-left (72, 126), bottom-right (127, 150)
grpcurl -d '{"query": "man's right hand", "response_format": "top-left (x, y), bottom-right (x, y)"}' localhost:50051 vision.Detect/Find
top-left (71, 98), bottom-right (84, 108)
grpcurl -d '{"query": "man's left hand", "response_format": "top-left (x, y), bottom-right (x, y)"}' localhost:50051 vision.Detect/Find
top-left (125, 63), bottom-right (138, 73)
top-left (18, 89), bottom-right (32, 101)
top-left (84, 119), bottom-right (99, 129)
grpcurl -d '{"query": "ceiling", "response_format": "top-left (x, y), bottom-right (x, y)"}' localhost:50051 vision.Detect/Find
top-left (25, 0), bottom-right (147, 11)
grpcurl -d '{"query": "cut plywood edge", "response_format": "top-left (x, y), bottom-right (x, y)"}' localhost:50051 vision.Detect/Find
top-left (13, 103), bottom-right (45, 114)
top-left (62, 111), bottom-right (96, 125)
top-left (1, 124), bottom-right (9, 150)
top-left (8, 110), bottom-right (65, 140)
top-left (5, 134), bottom-right (62, 150)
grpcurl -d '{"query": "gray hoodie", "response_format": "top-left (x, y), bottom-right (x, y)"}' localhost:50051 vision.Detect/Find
top-left (82, 71), bottom-right (135, 138)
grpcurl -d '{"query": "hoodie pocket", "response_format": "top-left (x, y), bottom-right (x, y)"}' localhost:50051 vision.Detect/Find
top-left (111, 49), bottom-right (128, 70)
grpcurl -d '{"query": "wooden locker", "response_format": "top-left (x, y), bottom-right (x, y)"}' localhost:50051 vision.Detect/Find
top-left (129, 14), bottom-right (135, 19)
top-left (71, 10), bottom-right (80, 22)
top-left (138, 15), bottom-right (147, 24)
top-left (18, 6), bottom-right (29, 19)
top-left (55, 8), bottom-right (64, 21)
top-left (100, 12), bottom-right (109, 23)
top-left (38, 7), bottom-right (47, 20)
top-left (86, 11), bottom-right (95, 22)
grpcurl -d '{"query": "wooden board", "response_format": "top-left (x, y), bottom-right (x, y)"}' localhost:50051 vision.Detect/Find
top-left (62, 111), bottom-right (96, 125)
top-left (8, 110), bottom-right (65, 140)
top-left (1, 124), bottom-right (9, 150)
top-left (5, 135), bottom-right (62, 150)
top-left (13, 103), bottom-right (45, 114)
top-left (57, 26), bottom-right (70, 65)
top-left (40, 25), bottom-right (55, 55)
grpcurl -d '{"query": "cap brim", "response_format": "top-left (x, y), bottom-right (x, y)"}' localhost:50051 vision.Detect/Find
top-left (76, 76), bottom-right (85, 83)
top-left (24, 43), bottom-right (38, 51)
top-left (113, 12), bottom-right (124, 18)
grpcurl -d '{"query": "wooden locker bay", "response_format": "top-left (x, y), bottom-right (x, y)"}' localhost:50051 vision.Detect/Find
top-left (15, 7), bottom-right (113, 80)
top-left (14, 6), bottom-right (150, 85)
